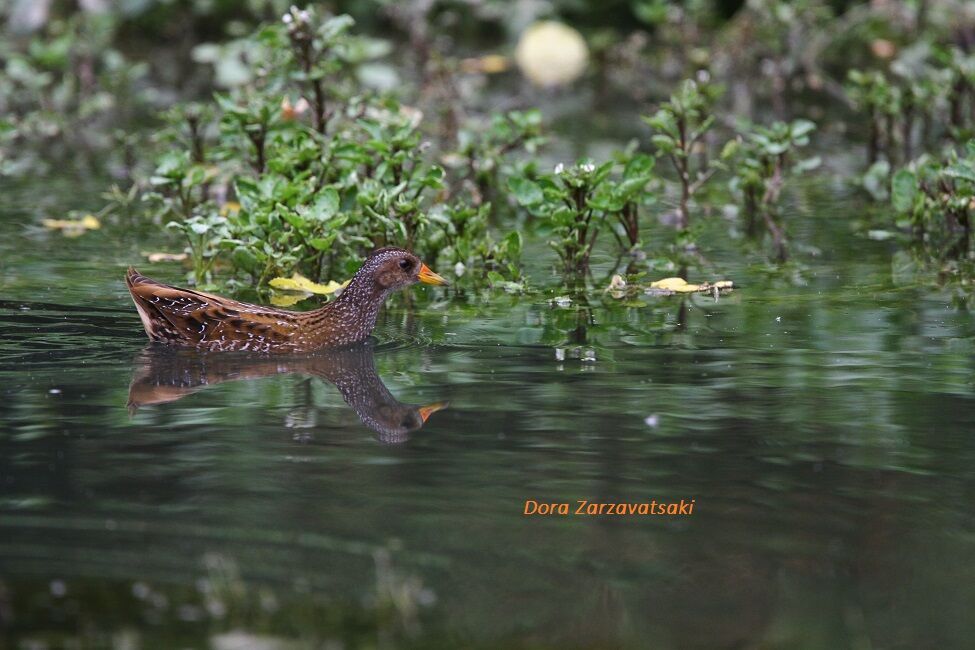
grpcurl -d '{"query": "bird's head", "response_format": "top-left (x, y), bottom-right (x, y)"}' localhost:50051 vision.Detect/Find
top-left (357, 247), bottom-right (449, 292)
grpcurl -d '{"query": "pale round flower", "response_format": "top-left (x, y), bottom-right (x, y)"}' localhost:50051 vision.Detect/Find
top-left (515, 21), bottom-right (588, 88)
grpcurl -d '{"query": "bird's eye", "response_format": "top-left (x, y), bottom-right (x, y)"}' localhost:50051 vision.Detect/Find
top-left (399, 258), bottom-right (412, 270)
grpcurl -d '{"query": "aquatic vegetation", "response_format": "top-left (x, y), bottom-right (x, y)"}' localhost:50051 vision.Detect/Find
top-left (19, 0), bottom-right (969, 289)
top-left (846, 45), bottom-right (975, 171)
top-left (726, 0), bottom-right (833, 116)
top-left (845, 66), bottom-right (944, 168)
top-left (129, 7), bottom-right (527, 290)
top-left (447, 109), bottom-right (544, 210)
top-left (890, 141), bottom-right (975, 258)
top-left (164, 214), bottom-right (228, 286)
top-left (508, 154), bottom-right (655, 276)
top-left (0, 10), bottom-right (153, 177)
top-left (724, 119), bottom-right (820, 260)
top-left (643, 78), bottom-right (722, 231)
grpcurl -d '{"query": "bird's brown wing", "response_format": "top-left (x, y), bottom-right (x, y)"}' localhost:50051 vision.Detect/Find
top-left (126, 268), bottom-right (301, 351)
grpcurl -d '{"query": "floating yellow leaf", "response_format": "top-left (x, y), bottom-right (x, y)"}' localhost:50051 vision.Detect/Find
top-left (648, 277), bottom-right (734, 295)
top-left (142, 251), bottom-right (188, 263)
top-left (650, 277), bottom-right (700, 292)
top-left (269, 273), bottom-right (348, 295)
top-left (41, 214), bottom-right (101, 237)
top-left (219, 201), bottom-right (241, 216)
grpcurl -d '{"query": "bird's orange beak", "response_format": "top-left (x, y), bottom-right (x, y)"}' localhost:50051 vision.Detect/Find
top-left (417, 401), bottom-right (449, 423)
top-left (418, 263), bottom-right (449, 286)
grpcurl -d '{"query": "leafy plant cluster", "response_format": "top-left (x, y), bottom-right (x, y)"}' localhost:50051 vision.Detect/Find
top-left (847, 45), bottom-right (975, 173)
top-left (134, 6), bottom-right (535, 291)
top-left (845, 43), bottom-right (975, 263)
top-left (509, 154), bottom-right (655, 276)
top-left (0, 11), bottom-right (153, 177)
top-left (505, 79), bottom-right (820, 276)
top-left (70, 5), bottom-right (833, 292)
top-left (643, 78), bottom-right (722, 232)
top-left (723, 119), bottom-right (820, 260)
top-left (890, 141), bottom-right (975, 260)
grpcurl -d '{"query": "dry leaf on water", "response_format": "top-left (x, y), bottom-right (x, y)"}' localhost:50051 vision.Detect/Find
top-left (646, 277), bottom-right (734, 295)
top-left (142, 251), bottom-right (189, 263)
top-left (41, 214), bottom-right (101, 237)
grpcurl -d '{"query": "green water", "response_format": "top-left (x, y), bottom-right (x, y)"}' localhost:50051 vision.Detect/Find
top-left (2, 172), bottom-right (975, 649)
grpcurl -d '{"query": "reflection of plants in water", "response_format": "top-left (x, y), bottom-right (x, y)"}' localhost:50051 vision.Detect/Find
top-left (540, 290), bottom-right (701, 352)
top-left (200, 548), bottom-right (435, 642)
top-left (891, 248), bottom-right (975, 308)
top-left (372, 544), bottom-right (436, 635)
top-left (3, 547), bottom-right (439, 646)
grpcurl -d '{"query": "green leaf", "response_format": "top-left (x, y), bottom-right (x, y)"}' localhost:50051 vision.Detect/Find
top-left (232, 246), bottom-right (260, 272)
top-left (790, 119), bottom-right (816, 139)
top-left (623, 153), bottom-right (655, 178)
top-left (794, 156), bottom-right (821, 173)
top-left (720, 139), bottom-right (739, 160)
top-left (508, 177), bottom-right (544, 207)
top-left (310, 235), bottom-right (338, 251)
top-left (310, 188), bottom-right (340, 221)
top-left (503, 230), bottom-right (523, 258)
top-left (891, 169), bottom-right (918, 213)
top-left (650, 134), bottom-right (676, 154)
top-left (944, 164), bottom-right (975, 184)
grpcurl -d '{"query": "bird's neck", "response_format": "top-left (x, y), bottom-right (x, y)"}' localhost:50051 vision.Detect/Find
top-left (312, 274), bottom-right (391, 344)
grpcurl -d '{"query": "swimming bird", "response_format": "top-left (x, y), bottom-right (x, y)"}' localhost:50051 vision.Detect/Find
top-left (126, 247), bottom-right (448, 352)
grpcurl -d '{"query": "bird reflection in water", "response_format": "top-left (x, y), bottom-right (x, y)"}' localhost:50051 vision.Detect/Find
top-left (127, 343), bottom-right (447, 443)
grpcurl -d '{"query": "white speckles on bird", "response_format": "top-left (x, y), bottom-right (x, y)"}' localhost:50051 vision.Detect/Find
top-left (127, 247), bottom-right (435, 352)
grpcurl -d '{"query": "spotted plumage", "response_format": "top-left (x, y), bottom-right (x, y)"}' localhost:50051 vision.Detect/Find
top-left (126, 247), bottom-right (448, 352)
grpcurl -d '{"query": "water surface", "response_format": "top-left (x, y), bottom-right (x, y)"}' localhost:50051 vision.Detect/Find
top-left (2, 175), bottom-right (975, 648)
